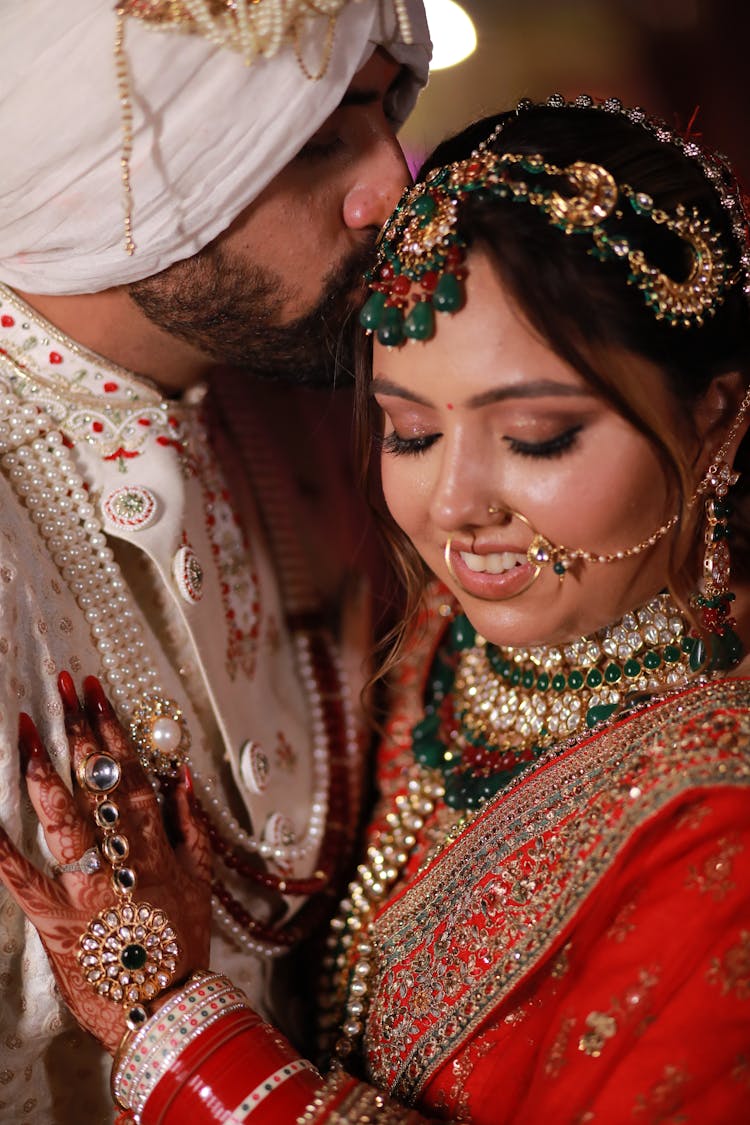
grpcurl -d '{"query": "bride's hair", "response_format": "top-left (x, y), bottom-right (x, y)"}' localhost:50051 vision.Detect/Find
top-left (357, 103), bottom-right (750, 677)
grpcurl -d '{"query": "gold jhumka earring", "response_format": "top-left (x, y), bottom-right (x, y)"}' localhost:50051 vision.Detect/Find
top-left (689, 387), bottom-right (750, 668)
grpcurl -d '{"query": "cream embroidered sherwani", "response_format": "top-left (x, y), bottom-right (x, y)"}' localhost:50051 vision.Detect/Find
top-left (0, 286), bottom-right (373, 1122)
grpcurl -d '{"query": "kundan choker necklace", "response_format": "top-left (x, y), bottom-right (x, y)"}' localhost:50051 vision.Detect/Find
top-left (412, 592), bottom-right (709, 810)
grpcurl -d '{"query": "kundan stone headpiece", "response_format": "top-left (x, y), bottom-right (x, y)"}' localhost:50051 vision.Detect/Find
top-left (361, 93), bottom-right (750, 347)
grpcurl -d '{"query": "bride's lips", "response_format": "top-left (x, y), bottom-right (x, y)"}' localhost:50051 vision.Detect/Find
top-left (445, 542), bottom-right (537, 600)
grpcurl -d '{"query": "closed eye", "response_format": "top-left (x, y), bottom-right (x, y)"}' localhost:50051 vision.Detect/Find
top-left (296, 135), bottom-right (345, 161)
top-left (504, 425), bottom-right (583, 459)
top-left (379, 431), bottom-right (441, 456)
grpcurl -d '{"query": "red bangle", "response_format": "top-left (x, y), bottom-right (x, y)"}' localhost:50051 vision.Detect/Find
top-left (143, 1010), bottom-right (261, 1124)
top-left (145, 1021), bottom-right (320, 1125)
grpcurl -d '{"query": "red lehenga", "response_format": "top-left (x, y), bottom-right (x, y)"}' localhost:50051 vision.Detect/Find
top-left (125, 599), bottom-right (750, 1125)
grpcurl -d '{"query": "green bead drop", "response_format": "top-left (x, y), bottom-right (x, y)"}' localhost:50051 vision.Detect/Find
top-left (449, 616), bottom-right (476, 651)
top-left (643, 651), bottom-right (661, 669)
top-left (432, 272), bottom-right (464, 313)
top-left (414, 741), bottom-right (445, 769)
top-left (536, 673), bottom-right (550, 692)
top-left (552, 674), bottom-right (566, 692)
top-left (586, 668), bottom-right (603, 687)
top-left (359, 290), bottom-right (386, 331)
top-left (623, 659), bottom-right (641, 677)
top-left (522, 670), bottom-right (535, 689)
top-left (404, 300), bottom-right (435, 341)
top-left (689, 637), bottom-right (707, 672)
top-left (568, 670), bottom-right (584, 690)
top-left (664, 645), bottom-right (680, 663)
top-left (376, 305), bottom-right (405, 347)
top-left (586, 703), bottom-right (618, 728)
top-left (604, 663), bottom-right (622, 683)
top-left (411, 194), bottom-right (436, 220)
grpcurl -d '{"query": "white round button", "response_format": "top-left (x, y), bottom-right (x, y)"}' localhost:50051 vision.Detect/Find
top-left (263, 813), bottom-right (296, 851)
top-left (239, 739), bottom-right (270, 795)
top-left (172, 545), bottom-right (204, 603)
top-left (102, 485), bottom-right (157, 531)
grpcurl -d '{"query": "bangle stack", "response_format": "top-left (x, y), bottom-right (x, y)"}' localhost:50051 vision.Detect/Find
top-left (112, 971), bottom-right (321, 1124)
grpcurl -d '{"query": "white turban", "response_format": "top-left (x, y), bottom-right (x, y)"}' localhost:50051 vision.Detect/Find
top-left (0, 0), bottom-right (430, 295)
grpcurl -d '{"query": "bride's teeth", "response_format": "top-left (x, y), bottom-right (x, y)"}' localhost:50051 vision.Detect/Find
top-left (459, 551), bottom-right (525, 574)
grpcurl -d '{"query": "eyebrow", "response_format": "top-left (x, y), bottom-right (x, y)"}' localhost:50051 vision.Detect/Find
top-left (370, 376), bottom-right (593, 408)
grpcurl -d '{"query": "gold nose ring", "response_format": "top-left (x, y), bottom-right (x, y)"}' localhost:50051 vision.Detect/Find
top-left (443, 503), bottom-right (553, 602)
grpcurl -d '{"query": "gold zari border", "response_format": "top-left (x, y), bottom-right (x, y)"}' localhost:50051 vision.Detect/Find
top-left (364, 678), bottom-right (750, 1102)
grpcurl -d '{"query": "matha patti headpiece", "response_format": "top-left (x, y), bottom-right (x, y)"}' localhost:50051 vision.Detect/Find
top-left (361, 93), bottom-right (750, 348)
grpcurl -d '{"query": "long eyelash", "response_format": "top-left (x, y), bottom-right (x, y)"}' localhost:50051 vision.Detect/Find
top-left (296, 137), bottom-right (344, 160)
top-left (380, 431), bottom-right (440, 457)
top-left (504, 425), bottom-right (583, 459)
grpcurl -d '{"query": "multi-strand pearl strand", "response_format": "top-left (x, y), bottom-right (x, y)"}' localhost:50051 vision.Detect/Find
top-left (192, 632), bottom-right (341, 866)
top-left (199, 630), bottom-right (361, 959)
top-left (317, 769), bottom-right (446, 1064)
top-left (0, 395), bottom-right (344, 957)
top-left (0, 400), bottom-right (163, 715)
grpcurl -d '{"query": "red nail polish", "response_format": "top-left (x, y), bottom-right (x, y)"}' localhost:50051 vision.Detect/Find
top-left (18, 712), bottom-right (45, 769)
top-left (57, 671), bottom-right (80, 716)
top-left (83, 675), bottom-right (113, 718)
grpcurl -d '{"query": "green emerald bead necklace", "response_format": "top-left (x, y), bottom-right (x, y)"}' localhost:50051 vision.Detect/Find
top-left (411, 592), bottom-right (708, 811)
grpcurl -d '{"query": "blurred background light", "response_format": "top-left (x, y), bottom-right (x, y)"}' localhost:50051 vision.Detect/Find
top-left (424, 0), bottom-right (478, 70)
top-left (401, 1), bottom-right (749, 183)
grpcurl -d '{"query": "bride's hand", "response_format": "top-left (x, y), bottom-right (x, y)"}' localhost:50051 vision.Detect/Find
top-left (0, 673), bottom-right (212, 1055)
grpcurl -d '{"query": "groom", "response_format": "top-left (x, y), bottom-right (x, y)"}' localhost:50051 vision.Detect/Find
top-left (0, 2), bottom-right (429, 1121)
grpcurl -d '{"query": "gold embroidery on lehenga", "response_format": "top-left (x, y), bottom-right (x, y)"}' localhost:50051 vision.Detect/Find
top-left (632, 1063), bottom-right (690, 1120)
top-left (578, 1011), bottom-right (618, 1057)
top-left (577, 967), bottom-right (659, 1058)
top-left (433, 1037), bottom-right (495, 1122)
top-left (604, 899), bottom-right (637, 943)
top-left (706, 930), bottom-right (750, 999)
top-left (731, 1053), bottom-right (750, 1089)
top-left (684, 834), bottom-right (743, 900)
top-left (673, 799), bottom-right (712, 832)
top-left (550, 942), bottom-right (572, 979)
top-left (364, 681), bottom-right (750, 1103)
top-left (545, 1017), bottom-right (576, 1079)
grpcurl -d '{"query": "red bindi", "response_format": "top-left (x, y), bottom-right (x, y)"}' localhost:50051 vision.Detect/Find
top-left (446, 403), bottom-right (454, 410)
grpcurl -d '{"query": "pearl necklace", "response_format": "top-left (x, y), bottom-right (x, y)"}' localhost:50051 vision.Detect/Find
top-left (317, 594), bottom-right (715, 1063)
top-left (0, 313), bottom-right (353, 955)
top-left (0, 398), bottom-right (346, 955)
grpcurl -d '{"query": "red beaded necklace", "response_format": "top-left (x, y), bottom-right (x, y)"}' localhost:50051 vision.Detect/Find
top-left (193, 387), bottom-right (364, 952)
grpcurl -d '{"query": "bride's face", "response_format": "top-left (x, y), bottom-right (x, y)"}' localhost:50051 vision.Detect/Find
top-left (373, 251), bottom-right (683, 647)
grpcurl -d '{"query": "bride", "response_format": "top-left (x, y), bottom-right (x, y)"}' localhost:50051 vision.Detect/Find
top-left (2, 94), bottom-right (749, 1123)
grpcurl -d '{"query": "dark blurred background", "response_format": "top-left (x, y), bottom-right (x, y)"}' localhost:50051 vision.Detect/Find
top-left (401, 0), bottom-right (750, 183)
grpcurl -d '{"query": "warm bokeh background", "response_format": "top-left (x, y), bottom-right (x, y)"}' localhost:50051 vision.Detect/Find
top-left (401, 0), bottom-right (750, 183)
